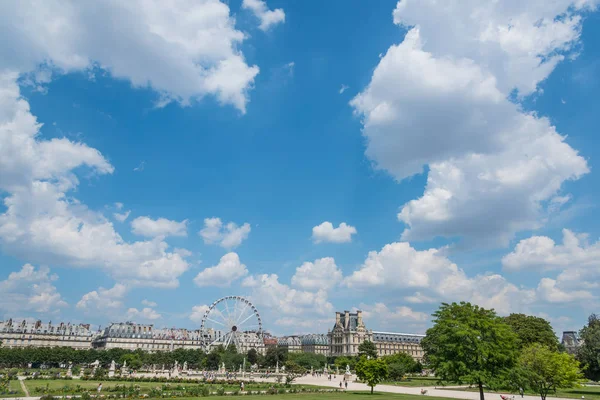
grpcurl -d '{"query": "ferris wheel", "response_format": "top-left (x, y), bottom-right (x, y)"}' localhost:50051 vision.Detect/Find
top-left (200, 296), bottom-right (263, 351)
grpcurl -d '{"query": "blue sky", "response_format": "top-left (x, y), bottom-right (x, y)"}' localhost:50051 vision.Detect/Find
top-left (1, 0), bottom-right (599, 337)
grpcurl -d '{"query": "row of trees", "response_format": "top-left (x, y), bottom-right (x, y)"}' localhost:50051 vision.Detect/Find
top-left (421, 303), bottom-right (585, 400)
top-left (353, 303), bottom-right (594, 399)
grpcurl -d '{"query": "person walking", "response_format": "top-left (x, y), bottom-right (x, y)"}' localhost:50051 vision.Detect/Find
top-left (339, 381), bottom-right (343, 389)
top-left (97, 383), bottom-right (103, 393)
top-left (519, 388), bottom-right (524, 398)
top-left (345, 381), bottom-right (348, 390)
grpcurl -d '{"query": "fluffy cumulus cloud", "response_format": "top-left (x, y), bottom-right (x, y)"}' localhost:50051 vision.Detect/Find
top-left (0, 75), bottom-right (189, 289)
top-left (242, 273), bottom-right (334, 331)
top-left (76, 283), bottom-right (128, 311)
top-left (199, 217), bottom-right (251, 249)
top-left (141, 299), bottom-right (157, 307)
top-left (0, 0), bottom-right (262, 112)
top-left (126, 307), bottom-right (161, 321)
top-left (194, 252), bottom-right (248, 287)
top-left (351, 0), bottom-right (593, 246)
top-left (242, 0), bottom-right (285, 31)
top-left (291, 257), bottom-right (342, 290)
top-left (189, 304), bottom-right (210, 324)
top-left (0, 264), bottom-right (67, 315)
top-left (344, 241), bottom-right (537, 315)
top-left (359, 303), bottom-right (428, 330)
top-left (131, 216), bottom-right (188, 238)
top-left (503, 229), bottom-right (600, 300)
top-left (312, 222), bottom-right (357, 244)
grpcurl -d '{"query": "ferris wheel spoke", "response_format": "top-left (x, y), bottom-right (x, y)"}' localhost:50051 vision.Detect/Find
top-left (223, 301), bottom-right (232, 326)
top-left (235, 303), bottom-right (249, 325)
top-left (225, 331), bottom-right (233, 348)
top-left (238, 312), bottom-right (256, 327)
top-left (205, 317), bottom-right (226, 327)
top-left (208, 332), bottom-right (228, 348)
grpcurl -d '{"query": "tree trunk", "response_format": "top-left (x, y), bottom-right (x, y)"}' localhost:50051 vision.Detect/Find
top-left (478, 380), bottom-right (485, 400)
top-left (371, 385), bottom-right (374, 394)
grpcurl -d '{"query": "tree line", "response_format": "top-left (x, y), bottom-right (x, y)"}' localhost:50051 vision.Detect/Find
top-left (355, 302), bottom-right (599, 399)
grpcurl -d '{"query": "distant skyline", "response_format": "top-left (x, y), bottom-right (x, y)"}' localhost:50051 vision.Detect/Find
top-left (1, 0), bottom-right (599, 338)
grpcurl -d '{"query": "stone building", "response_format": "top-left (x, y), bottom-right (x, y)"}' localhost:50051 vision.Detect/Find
top-left (92, 322), bottom-right (205, 351)
top-left (327, 310), bottom-right (424, 361)
top-left (372, 331), bottom-right (425, 361)
top-left (561, 331), bottom-right (581, 355)
top-left (0, 319), bottom-right (96, 349)
top-left (328, 310), bottom-right (372, 356)
top-left (277, 336), bottom-right (302, 353)
top-left (301, 334), bottom-right (330, 355)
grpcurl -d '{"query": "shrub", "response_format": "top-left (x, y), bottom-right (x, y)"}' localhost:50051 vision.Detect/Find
top-left (201, 386), bottom-right (210, 397)
top-left (216, 386), bottom-right (225, 396)
top-left (40, 395), bottom-right (56, 400)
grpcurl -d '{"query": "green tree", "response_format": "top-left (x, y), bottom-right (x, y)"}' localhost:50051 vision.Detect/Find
top-left (382, 352), bottom-right (418, 380)
top-left (356, 358), bottom-right (388, 394)
top-left (421, 302), bottom-right (518, 400)
top-left (504, 314), bottom-right (559, 350)
top-left (578, 314), bottom-right (600, 381)
top-left (120, 354), bottom-right (142, 370)
top-left (358, 340), bottom-right (378, 359)
top-left (247, 348), bottom-right (258, 365)
top-left (519, 344), bottom-right (583, 400)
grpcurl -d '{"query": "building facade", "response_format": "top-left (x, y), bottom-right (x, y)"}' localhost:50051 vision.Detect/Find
top-left (301, 334), bottom-right (330, 355)
top-left (92, 322), bottom-right (205, 351)
top-left (277, 336), bottom-right (302, 353)
top-left (561, 331), bottom-right (581, 355)
top-left (372, 331), bottom-right (425, 361)
top-left (328, 310), bottom-right (372, 356)
top-left (326, 311), bottom-right (424, 361)
top-left (0, 319), bottom-right (96, 349)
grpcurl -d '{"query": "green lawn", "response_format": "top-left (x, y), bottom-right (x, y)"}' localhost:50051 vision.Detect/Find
top-left (381, 378), bottom-right (441, 387)
top-left (0, 381), bottom-right (25, 398)
top-left (446, 385), bottom-right (600, 400)
top-left (23, 379), bottom-right (325, 396)
top-left (173, 393), bottom-right (457, 400)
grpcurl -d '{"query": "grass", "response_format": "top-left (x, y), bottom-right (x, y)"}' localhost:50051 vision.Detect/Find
top-left (380, 378), bottom-right (441, 387)
top-left (23, 379), bottom-right (326, 396)
top-left (0, 381), bottom-right (25, 398)
top-left (445, 385), bottom-right (600, 400)
top-left (170, 393), bottom-right (456, 400)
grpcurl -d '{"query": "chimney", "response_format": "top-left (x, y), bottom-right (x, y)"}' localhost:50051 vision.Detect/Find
top-left (344, 310), bottom-right (350, 329)
top-left (335, 312), bottom-right (341, 325)
top-left (357, 310), bottom-right (363, 326)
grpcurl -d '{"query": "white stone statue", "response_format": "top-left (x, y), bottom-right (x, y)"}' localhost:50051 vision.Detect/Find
top-left (183, 361), bottom-right (188, 371)
top-left (109, 360), bottom-right (116, 377)
top-left (282, 365), bottom-right (285, 372)
top-left (346, 364), bottom-right (351, 375)
top-left (67, 362), bottom-right (73, 377)
top-left (220, 362), bottom-right (225, 373)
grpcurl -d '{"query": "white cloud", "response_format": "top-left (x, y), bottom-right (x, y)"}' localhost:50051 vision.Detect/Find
top-left (242, 0), bottom-right (285, 31)
top-left (141, 299), bottom-right (157, 307)
top-left (351, 0), bottom-right (591, 245)
top-left (0, 264), bottom-right (67, 315)
top-left (189, 304), bottom-right (210, 324)
top-left (115, 202), bottom-right (124, 210)
top-left (344, 241), bottom-right (536, 315)
top-left (242, 274), bottom-right (334, 320)
top-left (404, 292), bottom-right (436, 304)
top-left (291, 257), bottom-right (342, 291)
top-left (131, 216), bottom-right (188, 238)
top-left (312, 221), bottom-right (357, 244)
top-left (535, 278), bottom-right (594, 303)
top-left (503, 229), bottom-right (600, 271)
top-left (199, 217), bottom-right (251, 249)
top-left (0, 0), bottom-right (261, 113)
top-left (360, 303), bottom-right (428, 324)
top-left (0, 75), bottom-right (189, 289)
top-left (126, 307), bottom-right (161, 321)
top-left (133, 161), bottom-right (145, 172)
top-left (193, 252), bottom-right (248, 287)
top-left (113, 210), bottom-right (131, 222)
top-left (76, 283), bottom-right (127, 311)
top-left (339, 84), bottom-right (349, 94)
